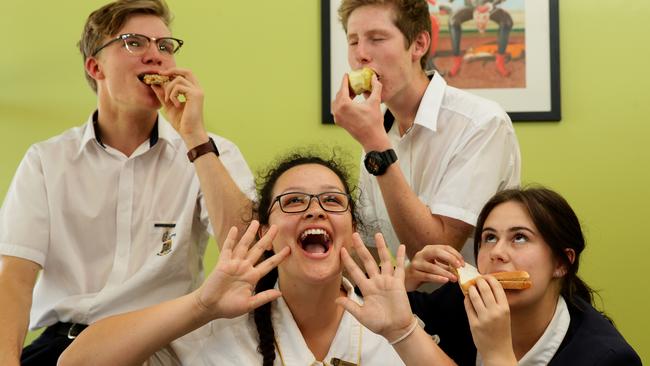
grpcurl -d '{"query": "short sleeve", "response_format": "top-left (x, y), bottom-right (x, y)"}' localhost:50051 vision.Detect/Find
top-left (0, 146), bottom-right (50, 265)
top-left (429, 117), bottom-right (520, 225)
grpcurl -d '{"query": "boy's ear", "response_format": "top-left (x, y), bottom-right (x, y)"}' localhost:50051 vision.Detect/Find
top-left (84, 57), bottom-right (105, 81)
top-left (411, 31), bottom-right (431, 63)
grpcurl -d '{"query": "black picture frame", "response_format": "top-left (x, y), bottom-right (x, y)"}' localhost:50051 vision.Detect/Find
top-left (321, 0), bottom-right (560, 123)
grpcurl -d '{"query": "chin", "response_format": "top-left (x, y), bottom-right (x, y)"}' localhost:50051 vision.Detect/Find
top-left (300, 263), bottom-right (342, 285)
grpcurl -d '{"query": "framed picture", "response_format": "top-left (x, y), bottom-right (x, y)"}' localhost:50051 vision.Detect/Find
top-left (321, 0), bottom-right (560, 123)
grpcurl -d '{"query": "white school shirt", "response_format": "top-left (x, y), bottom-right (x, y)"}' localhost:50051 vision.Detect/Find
top-left (359, 73), bottom-right (521, 262)
top-left (0, 112), bottom-right (255, 329)
top-left (475, 296), bottom-right (570, 366)
top-left (164, 278), bottom-right (405, 366)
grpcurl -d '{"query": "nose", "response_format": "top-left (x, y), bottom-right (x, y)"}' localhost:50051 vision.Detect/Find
top-left (489, 239), bottom-right (509, 263)
top-left (142, 42), bottom-right (163, 66)
top-left (302, 196), bottom-right (327, 220)
top-left (353, 40), bottom-right (372, 66)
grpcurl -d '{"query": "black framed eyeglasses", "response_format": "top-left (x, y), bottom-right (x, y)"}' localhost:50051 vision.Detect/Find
top-left (269, 192), bottom-right (351, 214)
top-left (92, 33), bottom-right (184, 57)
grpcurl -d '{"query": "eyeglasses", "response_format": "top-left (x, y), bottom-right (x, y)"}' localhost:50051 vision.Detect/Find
top-left (269, 192), bottom-right (351, 214)
top-left (92, 33), bottom-right (184, 57)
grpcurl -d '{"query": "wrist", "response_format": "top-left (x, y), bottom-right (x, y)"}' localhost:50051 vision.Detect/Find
top-left (190, 290), bottom-right (216, 324)
top-left (404, 269), bottom-right (420, 292)
top-left (182, 132), bottom-right (210, 150)
top-left (361, 136), bottom-right (392, 153)
top-left (384, 315), bottom-right (419, 345)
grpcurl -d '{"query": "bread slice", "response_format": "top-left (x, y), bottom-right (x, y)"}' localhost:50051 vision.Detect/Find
top-left (451, 263), bottom-right (531, 295)
top-left (348, 67), bottom-right (375, 95)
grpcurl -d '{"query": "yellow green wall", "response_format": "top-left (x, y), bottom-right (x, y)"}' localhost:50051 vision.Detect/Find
top-left (2, 1), bottom-right (648, 362)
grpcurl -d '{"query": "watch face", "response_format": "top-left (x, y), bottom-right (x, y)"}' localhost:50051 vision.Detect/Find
top-left (366, 156), bottom-right (381, 173)
top-left (364, 149), bottom-right (396, 176)
top-left (364, 152), bottom-right (385, 175)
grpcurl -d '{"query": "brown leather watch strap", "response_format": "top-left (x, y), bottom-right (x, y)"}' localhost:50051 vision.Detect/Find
top-left (187, 137), bottom-right (219, 162)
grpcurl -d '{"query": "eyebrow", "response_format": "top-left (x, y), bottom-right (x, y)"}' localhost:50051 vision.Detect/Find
top-left (348, 29), bottom-right (391, 39)
top-left (482, 226), bottom-right (536, 235)
top-left (279, 185), bottom-right (344, 193)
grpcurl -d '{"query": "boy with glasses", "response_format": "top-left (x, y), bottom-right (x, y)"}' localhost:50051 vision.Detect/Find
top-left (332, 0), bottom-right (521, 262)
top-left (0, 0), bottom-right (254, 364)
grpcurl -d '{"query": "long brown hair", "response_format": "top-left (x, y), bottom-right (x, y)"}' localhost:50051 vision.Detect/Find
top-left (473, 187), bottom-right (596, 309)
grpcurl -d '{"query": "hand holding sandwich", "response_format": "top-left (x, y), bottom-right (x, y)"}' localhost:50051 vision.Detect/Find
top-left (463, 276), bottom-right (517, 366)
top-left (149, 67), bottom-right (208, 148)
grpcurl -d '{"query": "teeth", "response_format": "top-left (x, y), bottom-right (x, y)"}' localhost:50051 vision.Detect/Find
top-left (300, 228), bottom-right (330, 241)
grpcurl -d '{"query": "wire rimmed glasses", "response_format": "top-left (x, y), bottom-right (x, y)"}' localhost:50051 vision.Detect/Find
top-left (92, 33), bottom-right (184, 57)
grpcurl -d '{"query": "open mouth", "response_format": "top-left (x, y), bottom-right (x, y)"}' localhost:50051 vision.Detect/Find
top-left (299, 228), bottom-right (331, 255)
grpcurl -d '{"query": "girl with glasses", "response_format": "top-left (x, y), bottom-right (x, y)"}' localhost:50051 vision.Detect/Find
top-left (59, 152), bottom-right (408, 366)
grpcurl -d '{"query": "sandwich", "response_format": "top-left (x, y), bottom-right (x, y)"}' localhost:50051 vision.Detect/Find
top-left (141, 74), bottom-right (171, 85)
top-left (348, 67), bottom-right (375, 95)
top-left (451, 263), bottom-right (531, 295)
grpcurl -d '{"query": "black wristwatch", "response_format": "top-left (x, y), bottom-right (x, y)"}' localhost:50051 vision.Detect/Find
top-left (364, 149), bottom-right (398, 176)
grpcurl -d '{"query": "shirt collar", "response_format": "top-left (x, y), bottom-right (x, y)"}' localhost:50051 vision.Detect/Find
top-left (77, 111), bottom-right (178, 155)
top-left (272, 278), bottom-right (360, 365)
top-left (517, 296), bottom-right (571, 366)
top-left (412, 72), bottom-right (446, 133)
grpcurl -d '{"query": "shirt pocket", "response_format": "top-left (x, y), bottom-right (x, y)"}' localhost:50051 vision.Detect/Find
top-left (150, 221), bottom-right (177, 256)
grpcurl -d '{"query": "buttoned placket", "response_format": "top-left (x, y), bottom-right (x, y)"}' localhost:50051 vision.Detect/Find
top-left (104, 157), bottom-right (135, 287)
top-left (102, 142), bottom-right (152, 288)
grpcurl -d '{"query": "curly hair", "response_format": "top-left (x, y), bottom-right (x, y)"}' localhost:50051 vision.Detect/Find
top-left (251, 150), bottom-right (360, 366)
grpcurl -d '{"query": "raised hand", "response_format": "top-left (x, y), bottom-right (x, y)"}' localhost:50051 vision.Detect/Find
top-left (193, 221), bottom-right (290, 321)
top-left (336, 233), bottom-right (415, 342)
top-left (463, 276), bottom-right (517, 366)
top-left (404, 244), bottom-right (464, 291)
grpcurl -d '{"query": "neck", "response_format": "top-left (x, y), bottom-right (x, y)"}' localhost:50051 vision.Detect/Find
top-left (279, 274), bottom-right (346, 360)
top-left (385, 70), bottom-right (429, 137)
top-left (509, 292), bottom-right (560, 360)
top-left (96, 101), bottom-right (158, 157)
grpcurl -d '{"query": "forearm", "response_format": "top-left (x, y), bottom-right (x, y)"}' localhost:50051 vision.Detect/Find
top-left (375, 166), bottom-right (471, 257)
top-left (0, 280), bottom-right (31, 366)
top-left (0, 256), bottom-right (39, 366)
top-left (188, 135), bottom-right (252, 247)
top-left (59, 292), bottom-right (210, 366)
top-left (392, 327), bottom-right (457, 366)
top-left (194, 154), bottom-right (252, 246)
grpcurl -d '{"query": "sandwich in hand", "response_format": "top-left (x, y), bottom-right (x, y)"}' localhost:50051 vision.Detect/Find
top-left (451, 263), bottom-right (531, 295)
top-left (141, 74), bottom-right (171, 85)
top-left (348, 67), bottom-right (375, 95)
top-left (140, 74), bottom-right (186, 103)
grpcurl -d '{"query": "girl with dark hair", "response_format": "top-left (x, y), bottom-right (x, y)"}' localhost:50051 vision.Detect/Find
top-left (338, 187), bottom-right (641, 366)
top-left (59, 153), bottom-right (405, 366)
